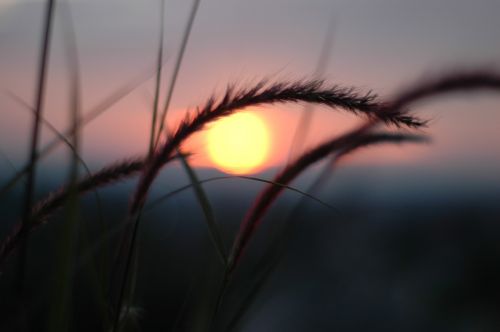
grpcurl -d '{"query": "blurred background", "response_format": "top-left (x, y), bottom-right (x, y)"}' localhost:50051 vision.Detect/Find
top-left (1, 0), bottom-right (500, 331)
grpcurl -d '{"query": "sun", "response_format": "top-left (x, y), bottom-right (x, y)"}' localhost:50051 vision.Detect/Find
top-left (206, 111), bottom-right (270, 174)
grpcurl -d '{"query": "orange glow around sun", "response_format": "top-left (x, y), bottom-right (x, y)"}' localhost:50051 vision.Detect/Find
top-left (206, 112), bottom-right (270, 174)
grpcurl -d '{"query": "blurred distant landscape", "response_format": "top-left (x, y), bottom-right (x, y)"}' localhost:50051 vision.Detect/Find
top-left (2, 163), bottom-right (500, 330)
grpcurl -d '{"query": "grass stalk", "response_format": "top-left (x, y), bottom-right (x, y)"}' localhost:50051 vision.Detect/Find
top-left (154, 0), bottom-right (201, 147)
top-left (112, 2), bottom-right (204, 330)
top-left (148, 0), bottom-right (166, 155)
top-left (17, 0), bottom-right (56, 292)
top-left (48, 4), bottom-right (82, 329)
top-left (178, 152), bottom-right (228, 264)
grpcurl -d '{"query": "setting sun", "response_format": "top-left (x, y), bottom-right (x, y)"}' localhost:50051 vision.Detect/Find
top-left (206, 112), bottom-right (270, 174)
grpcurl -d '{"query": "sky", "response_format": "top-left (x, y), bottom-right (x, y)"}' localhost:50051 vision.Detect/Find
top-left (0, 0), bottom-right (499, 181)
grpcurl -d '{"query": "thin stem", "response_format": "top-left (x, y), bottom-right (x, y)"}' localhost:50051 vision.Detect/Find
top-left (17, 0), bottom-right (56, 292)
top-left (111, 212), bottom-right (143, 332)
top-left (149, 0), bottom-right (166, 155)
top-left (114, 2), bottom-right (202, 329)
top-left (154, 0), bottom-right (201, 146)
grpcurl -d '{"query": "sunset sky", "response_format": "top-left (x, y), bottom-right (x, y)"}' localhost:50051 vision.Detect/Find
top-left (0, 0), bottom-right (499, 179)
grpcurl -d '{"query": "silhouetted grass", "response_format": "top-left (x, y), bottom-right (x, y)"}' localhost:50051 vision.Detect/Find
top-left (1, 69), bottom-right (499, 329)
top-left (232, 71), bottom-right (500, 258)
top-left (112, 2), bottom-right (202, 330)
top-left (17, 0), bottom-right (55, 292)
top-left (148, 0), bottom-right (166, 156)
top-left (2, 2), bottom-right (500, 330)
top-left (209, 70), bottom-right (500, 330)
top-left (48, 4), bottom-right (82, 329)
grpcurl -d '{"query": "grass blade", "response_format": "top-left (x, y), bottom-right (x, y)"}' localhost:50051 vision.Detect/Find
top-left (148, 0), bottom-right (166, 155)
top-left (17, 0), bottom-right (56, 292)
top-left (178, 151), bottom-right (228, 265)
top-left (154, 0), bottom-right (201, 147)
top-left (146, 175), bottom-right (336, 214)
top-left (48, 2), bottom-right (82, 328)
top-left (112, 1), bottom-right (202, 330)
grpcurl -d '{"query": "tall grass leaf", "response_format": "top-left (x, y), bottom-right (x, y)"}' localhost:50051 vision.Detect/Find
top-left (148, 0), bottom-right (165, 155)
top-left (17, 0), bottom-right (56, 292)
top-left (49, 1), bottom-right (81, 330)
top-left (178, 152), bottom-right (228, 265)
top-left (114, 2), bottom-right (168, 328)
top-left (154, 0), bottom-right (201, 147)
top-left (113, 2), bottom-right (202, 329)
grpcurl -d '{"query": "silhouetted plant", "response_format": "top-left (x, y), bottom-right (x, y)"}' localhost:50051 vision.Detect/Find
top-left (1, 3), bottom-right (500, 329)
